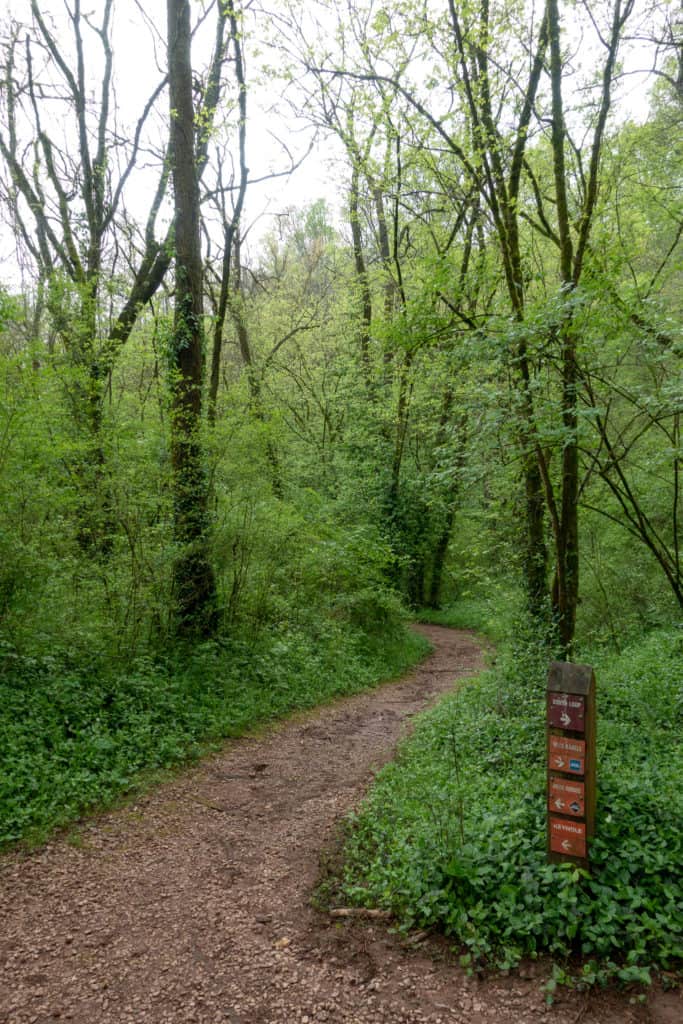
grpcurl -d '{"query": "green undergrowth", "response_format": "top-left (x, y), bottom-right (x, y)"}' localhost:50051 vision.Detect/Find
top-left (416, 591), bottom-right (517, 644)
top-left (0, 621), bottom-right (430, 849)
top-left (335, 623), bottom-right (683, 990)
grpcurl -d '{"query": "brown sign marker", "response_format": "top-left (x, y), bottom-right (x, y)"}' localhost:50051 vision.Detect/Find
top-left (548, 735), bottom-right (586, 775)
top-left (550, 817), bottom-right (587, 858)
top-left (549, 778), bottom-right (585, 817)
top-left (546, 662), bottom-right (597, 868)
top-left (548, 692), bottom-right (585, 732)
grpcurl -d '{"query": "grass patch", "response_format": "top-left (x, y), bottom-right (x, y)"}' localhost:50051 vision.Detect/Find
top-left (0, 621), bottom-right (430, 849)
top-left (335, 624), bottom-right (683, 989)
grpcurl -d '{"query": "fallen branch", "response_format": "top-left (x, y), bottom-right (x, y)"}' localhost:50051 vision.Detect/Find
top-left (329, 908), bottom-right (392, 920)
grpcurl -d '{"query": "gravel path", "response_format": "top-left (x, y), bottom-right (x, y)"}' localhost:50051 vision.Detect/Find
top-left (1, 625), bottom-right (679, 1024)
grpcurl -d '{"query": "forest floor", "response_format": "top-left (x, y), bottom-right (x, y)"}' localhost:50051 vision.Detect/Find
top-left (0, 625), bottom-right (680, 1024)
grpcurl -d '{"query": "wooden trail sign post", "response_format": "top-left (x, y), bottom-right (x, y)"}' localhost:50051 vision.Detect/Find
top-left (547, 662), bottom-right (596, 867)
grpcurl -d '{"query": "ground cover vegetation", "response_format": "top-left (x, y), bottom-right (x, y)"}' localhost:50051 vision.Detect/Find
top-left (0, 0), bottom-right (681, 986)
top-left (334, 616), bottom-right (682, 989)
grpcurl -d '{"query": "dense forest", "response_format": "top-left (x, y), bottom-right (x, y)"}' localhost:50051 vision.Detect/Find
top-left (0, 0), bottom-right (681, 989)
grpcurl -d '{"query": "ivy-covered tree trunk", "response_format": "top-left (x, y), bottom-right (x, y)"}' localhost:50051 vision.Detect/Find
top-left (167, 0), bottom-right (217, 635)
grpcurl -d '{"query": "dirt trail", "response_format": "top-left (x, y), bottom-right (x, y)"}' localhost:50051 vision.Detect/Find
top-left (0, 625), bottom-right (679, 1024)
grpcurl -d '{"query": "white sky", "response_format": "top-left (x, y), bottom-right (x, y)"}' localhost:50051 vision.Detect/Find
top-left (0, 0), bottom-right (346, 284)
top-left (0, 0), bottom-right (671, 287)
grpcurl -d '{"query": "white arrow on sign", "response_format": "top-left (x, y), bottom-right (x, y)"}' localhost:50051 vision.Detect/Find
top-left (561, 840), bottom-right (572, 851)
top-left (554, 798), bottom-right (565, 810)
top-left (560, 711), bottom-right (571, 727)
top-left (553, 757), bottom-right (566, 768)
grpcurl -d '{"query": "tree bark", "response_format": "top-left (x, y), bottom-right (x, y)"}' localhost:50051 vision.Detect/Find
top-left (349, 162), bottom-right (373, 389)
top-left (208, 3), bottom-right (248, 423)
top-left (167, 0), bottom-right (217, 636)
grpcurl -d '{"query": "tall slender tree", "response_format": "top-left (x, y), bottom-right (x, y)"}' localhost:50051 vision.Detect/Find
top-left (167, 0), bottom-right (217, 634)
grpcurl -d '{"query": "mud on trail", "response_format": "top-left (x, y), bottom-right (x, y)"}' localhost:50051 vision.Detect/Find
top-left (1, 625), bottom-right (679, 1024)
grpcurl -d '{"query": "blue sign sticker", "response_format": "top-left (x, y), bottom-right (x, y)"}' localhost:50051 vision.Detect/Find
top-left (569, 758), bottom-right (581, 771)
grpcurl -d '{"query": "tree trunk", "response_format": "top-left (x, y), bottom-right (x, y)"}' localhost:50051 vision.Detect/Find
top-left (525, 453), bottom-right (549, 618)
top-left (427, 392), bottom-right (465, 610)
top-left (349, 162), bottom-right (373, 390)
top-left (230, 240), bottom-right (283, 499)
top-left (428, 507), bottom-right (456, 609)
top-left (167, 0), bottom-right (217, 636)
top-left (548, 0), bottom-right (579, 653)
top-left (208, 3), bottom-right (248, 424)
